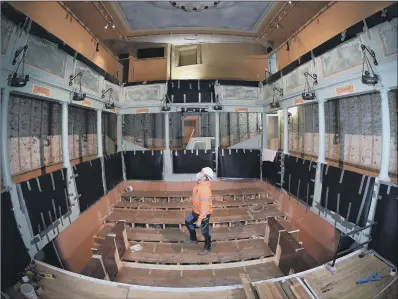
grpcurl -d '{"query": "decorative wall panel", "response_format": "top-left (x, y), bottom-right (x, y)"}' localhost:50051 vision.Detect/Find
top-left (284, 62), bottom-right (311, 92)
top-left (378, 17), bottom-right (398, 57)
top-left (1, 14), bottom-right (14, 55)
top-left (320, 37), bottom-right (362, 77)
top-left (25, 35), bottom-right (67, 78)
top-left (75, 61), bottom-right (100, 92)
top-left (388, 90), bottom-right (397, 174)
top-left (125, 84), bottom-right (163, 102)
top-left (103, 81), bottom-right (120, 104)
top-left (8, 94), bottom-right (62, 176)
top-left (220, 86), bottom-right (258, 101)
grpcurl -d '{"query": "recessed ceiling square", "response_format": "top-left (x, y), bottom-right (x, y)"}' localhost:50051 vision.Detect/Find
top-left (117, 1), bottom-right (272, 31)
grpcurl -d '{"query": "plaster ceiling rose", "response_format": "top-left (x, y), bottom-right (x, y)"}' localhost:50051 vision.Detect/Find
top-left (169, 1), bottom-right (221, 12)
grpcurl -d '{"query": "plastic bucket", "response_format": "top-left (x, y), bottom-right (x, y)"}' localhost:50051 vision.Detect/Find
top-left (20, 284), bottom-right (38, 299)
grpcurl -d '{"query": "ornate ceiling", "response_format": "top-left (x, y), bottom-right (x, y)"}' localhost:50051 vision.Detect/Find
top-left (62, 1), bottom-right (330, 55)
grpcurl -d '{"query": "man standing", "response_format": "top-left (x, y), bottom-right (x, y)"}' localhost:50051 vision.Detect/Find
top-left (184, 167), bottom-right (214, 255)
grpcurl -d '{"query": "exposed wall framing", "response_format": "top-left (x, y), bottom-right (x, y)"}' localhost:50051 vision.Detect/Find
top-left (68, 106), bottom-right (97, 160)
top-left (7, 94), bottom-right (62, 176)
top-left (219, 112), bottom-right (262, 148)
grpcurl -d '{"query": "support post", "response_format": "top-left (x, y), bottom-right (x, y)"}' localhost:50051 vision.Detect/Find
top-left (215, 112), bottom-right (220, 149)
top-left (117, 114), bottom-right (123, 152)
top-left (283, 108), bottom-right (289, 154)
top-left (262, 113), bottom-right (268, 148)
top-left (164, 112), bottom-right (170, 150)
top-left (61, 102), bottom-right (71, 168)
top-left (318, 99), bottom-right (326, 164)
top-left (96, 109), bottom-right (103, 157)
top-left (379, 87), bottom-right (391, 182)
top-left (1, 88), bottom-right (11, 187)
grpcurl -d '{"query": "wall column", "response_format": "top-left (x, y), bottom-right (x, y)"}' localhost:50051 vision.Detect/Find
top-left (262, 113), bottom-right (268, 148)
top-left (117, 114), bottom-right (123, 152)
top-left (164, 112), bottom-right (170, 150)
top-left (96, 109), bottom-right (103, 157)
top-left (61, 102), bottom-right (71, 168)
top-left (379, 87), bottom-right (391, 182)
top-left (318, 99), bottom-right (326, 164)
top-left (1, 88), bottom-right (11, 186)
top-left (215, 112), bottom-right (220, 149)
top-left (283, 109), bottom-right (289, 154)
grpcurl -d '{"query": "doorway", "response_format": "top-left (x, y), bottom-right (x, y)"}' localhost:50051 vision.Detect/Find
top-left (183, 116), bottom-right (199, 146)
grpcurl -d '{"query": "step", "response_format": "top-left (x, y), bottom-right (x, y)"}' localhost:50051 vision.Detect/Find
top-left (116, 260), bottom-right (283, 287)
top-left (105, 206), bottom-right (285, 225)
top-left (122, 239), bottom-right (273, 264)
top-left (96, 223), bottom-right (268, 242)
top-left (114, 197), bottom-right (275, 210)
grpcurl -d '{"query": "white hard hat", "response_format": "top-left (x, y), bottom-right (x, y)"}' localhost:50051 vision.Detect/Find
top-left (202, 167), bottom-right (215, 180)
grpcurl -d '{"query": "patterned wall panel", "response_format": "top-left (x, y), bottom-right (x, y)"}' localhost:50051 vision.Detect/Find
top-left (263, 81), bottom-right (282, 102)
top-left (220, 86), bottom-right (258, 101)
top-left (1, 14), bottom-right (14, 55)
top-left (75, 61), bottom-right (100, 93)
top-left (68, 106), bottom-right (97, 160)
top-left (25, 35), bottom-right (67, 78)
top-left (378, 18), bottom-right (398, 57)
top-left (170, 112), bottom-right (183, 148)
top-left (125, 84), bottom-right (164, 103)
top-left (7, 94), bottom-right (62, 176)
top-left (103, 81), bottom-right (121, 104)
top-left (321, 37), bottom-right (363, 78)
top-left (388, 90), bottom-right (397, 174)
top-left (284, 63), bottom-right (311, 92)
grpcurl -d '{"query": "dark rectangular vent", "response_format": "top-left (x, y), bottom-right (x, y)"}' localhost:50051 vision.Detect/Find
top-left (137, 48), bottom-right (165, 59)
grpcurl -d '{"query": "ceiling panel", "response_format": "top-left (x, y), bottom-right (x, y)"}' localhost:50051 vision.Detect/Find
top-left (116, 1), bottom-right (272, 31)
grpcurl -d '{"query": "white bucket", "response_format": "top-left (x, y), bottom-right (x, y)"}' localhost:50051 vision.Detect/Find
top-left (20, 284), bottom-right (38, 299)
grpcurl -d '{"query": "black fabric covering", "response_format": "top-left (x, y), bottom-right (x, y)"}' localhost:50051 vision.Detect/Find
top-left (74, 158), bottom-right (104, 213)
top-left (319, 164), bottom-right (375, 227)
top-left (104, 152), bottom-right (123, 191)
top-left (39, 240), bottom-right (63, 269)
top-left (124, 150), bottom-right (163, 180)
top-left (167, 80), bottom-right (215, 103)
top-left (217, 80), bottom-right (259, 87)
top-left (172, 150), bottom-right (215, 174)
top-left (282, 155), bottom-right (316, 206)
top-left (262, 151), bottom-right (282, 187)
top-left (217, 148), bottom-right (260, 179)
top-left (21, 169), bottom-right (69, 235)
top-left (370, 184), bottom-right (397, 266)
top-left (1, 191), bottom-right (31, 291)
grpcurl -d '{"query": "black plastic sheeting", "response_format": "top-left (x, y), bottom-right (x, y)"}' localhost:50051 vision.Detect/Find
top-left (74, 158), bottom-right (104, 213)
top-left (167, 80), bottom-right (215, 103)
top-left (173, 150), bottom-right (215, 174)
top-left (319, 164), bottom-right (375, 227)
top-left (370, 183), bottom-right (397, 266)
top-left (20, 169), bottom-right (69, 235)
top-left (262, 151), bottom-right (282, 187)
top-left (282, 155), bottom-right (316, 207)
top-left (124, 150), bottom-right (163, 180)
top-left (217, 148), bottom-right (260, 179)
top-left (104, 152), bottom-right (123, 191)
top-left (1, 190), bottom-right (31, 291)
top-left (217, 80), bottom-right (259, 87)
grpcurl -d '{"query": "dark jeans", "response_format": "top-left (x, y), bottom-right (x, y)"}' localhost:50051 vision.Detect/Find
top-left (185, 211), bottom-right (212, 250)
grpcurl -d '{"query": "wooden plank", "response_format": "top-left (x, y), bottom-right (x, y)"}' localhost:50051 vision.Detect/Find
top-left (277, 231), bottom-right (303, 275)
top-left (305, 254), bottom-right (396, 299)
top-left (122, 239), bottom-right (273, 264)
top-left (280, 280), bottom-right (297, 299)
top-left (267, 218), bottom-right (286, 253)
top-left (290, 281), bottom-right (311, 299)
top-left (105, 206), bottom-right (285, 225)
top-left (240, 273), bottom-right (256, 299)
top-left (116, 260), bottom-right (282, 287)
top-left (256, 282), bottom-right (284, 299)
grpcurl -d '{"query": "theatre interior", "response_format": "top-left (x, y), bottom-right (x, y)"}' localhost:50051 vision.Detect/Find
top-left (1, 1), bottom-right (398, 298)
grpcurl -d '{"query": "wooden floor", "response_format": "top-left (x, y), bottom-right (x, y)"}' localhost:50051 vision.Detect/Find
top-left (116, 260), bottom-right (283, 287)
top-left (96, 223), bottom-right (268, 242)
top-left (121, 239), bottom-right (273, 264)
top-left (254, 252), bottom-right (397, 299)
top-left (105, 206), bottom-right (285, 225)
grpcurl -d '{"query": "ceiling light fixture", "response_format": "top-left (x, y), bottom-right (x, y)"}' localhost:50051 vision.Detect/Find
top-left (112, 23), bottom-right (116, 29)
top-left (104, 23), bottom-right (109, 29)
top-left (169, 1), bottom-right (220, 12)
top-left (289, 1), bottom-right (292, 4)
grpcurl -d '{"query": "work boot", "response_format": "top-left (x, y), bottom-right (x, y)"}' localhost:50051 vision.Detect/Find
top-left (183, 239), bottom-right (198, 244)
top-left (198, 247), bottom-right (211, 256)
